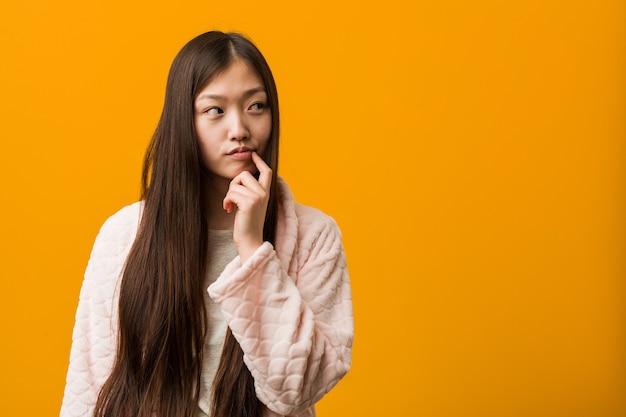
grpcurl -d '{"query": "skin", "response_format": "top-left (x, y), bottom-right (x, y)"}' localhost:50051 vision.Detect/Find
top-left (194, 59), bottom-right (273, 263)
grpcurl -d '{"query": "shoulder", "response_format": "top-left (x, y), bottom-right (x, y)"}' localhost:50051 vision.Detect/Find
top-left (88, 202), bottom-right (143, 265)
top-left (294, 202), bottom-right (340, 236)
top-left (79, 202), bottom-right (143, 313)
top-left (293, 203), bottom-right (344, 266)
top-left (98, 201), bottom-right (143, 236)
top-left (276, 177), bottom-right (342, 241)
top-left (295, 203), bottom-right (343, 258)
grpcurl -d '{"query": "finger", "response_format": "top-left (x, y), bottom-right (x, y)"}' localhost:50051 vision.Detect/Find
top-left (229, 171), bottom-right (265, 199)
top-left (222, 182), bottom-right (257, 212)
top-left (223, 182), bottom-right (243, 212)
top-left (223, 199), bottom-right (234, 213)
top-left (251, 152), bottom-right (272, 190)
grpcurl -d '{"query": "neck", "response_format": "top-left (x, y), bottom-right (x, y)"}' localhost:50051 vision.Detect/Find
top-left (205, 176), bottom-right (235, 230)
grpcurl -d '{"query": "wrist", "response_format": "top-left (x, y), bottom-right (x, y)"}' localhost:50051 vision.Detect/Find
top-left (238, 240), bottom-right (263, 264)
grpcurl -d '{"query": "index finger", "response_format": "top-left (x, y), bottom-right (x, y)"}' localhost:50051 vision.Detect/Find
top-left (251, 151), bottom-right (272, 190)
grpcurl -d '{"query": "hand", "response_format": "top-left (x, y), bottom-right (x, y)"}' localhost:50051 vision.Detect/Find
top-left (223, 152), bottom-right (272, 263)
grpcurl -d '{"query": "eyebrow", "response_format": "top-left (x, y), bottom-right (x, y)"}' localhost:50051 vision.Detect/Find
top-left (196, 86), bottom-right (267, 101)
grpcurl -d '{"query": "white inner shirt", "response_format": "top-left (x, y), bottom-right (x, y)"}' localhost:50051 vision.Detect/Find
top-left (197, 229), bottom-right (238, 417)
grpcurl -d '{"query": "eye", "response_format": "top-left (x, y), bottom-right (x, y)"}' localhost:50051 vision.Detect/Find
top-left (249, 102), bottom-right (266, 112)
top-left (205, 107), bottom-right (223, 115)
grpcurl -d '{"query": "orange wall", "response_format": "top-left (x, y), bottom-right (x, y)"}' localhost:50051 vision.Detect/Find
top-left (1, 1), bottom-right (624, 416)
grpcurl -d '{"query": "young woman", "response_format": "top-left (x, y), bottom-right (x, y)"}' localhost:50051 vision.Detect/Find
top-left (60, 31), bottom-right (353, 417)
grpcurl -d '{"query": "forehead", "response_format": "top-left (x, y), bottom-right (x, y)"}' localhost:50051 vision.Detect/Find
top-left (199, 59), bottom-right (264, 94)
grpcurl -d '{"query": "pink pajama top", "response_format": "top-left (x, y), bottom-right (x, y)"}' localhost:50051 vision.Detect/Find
top-left (60, 178), bottom-right (354, 417)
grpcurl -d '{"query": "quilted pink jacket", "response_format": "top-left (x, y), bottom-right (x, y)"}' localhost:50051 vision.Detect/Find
top-left (60, 178), bottom-right (353, 417)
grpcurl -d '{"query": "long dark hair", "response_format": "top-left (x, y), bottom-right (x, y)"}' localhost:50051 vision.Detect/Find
top-left (94, 31), bottom-right (280, 417)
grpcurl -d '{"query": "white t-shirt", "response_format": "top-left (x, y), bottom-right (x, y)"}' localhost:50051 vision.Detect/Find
top-left (197, 229), bottom-right (238, 416)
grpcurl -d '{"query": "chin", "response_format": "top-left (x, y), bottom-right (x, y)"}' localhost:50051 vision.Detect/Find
top-left (219, 167), bottom-right (259, 181)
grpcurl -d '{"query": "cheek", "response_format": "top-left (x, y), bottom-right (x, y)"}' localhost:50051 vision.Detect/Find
top-left (195, 119), bottom-right (217, 148)
top-left (195, 131), bottom-right (219, 164)
top-left (256, 115), bottom-right (273, 148)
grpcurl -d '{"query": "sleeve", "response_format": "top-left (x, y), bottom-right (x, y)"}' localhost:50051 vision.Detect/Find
top-left (208, 214), bottom-right (354, 416)
top-left (60, 204), bottom-right (140, 417)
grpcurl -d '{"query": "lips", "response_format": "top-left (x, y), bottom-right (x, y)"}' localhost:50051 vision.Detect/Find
top-left (227, 146), bottom-right (252, 155)
top-left (227, 146), bottom-right (253, 160)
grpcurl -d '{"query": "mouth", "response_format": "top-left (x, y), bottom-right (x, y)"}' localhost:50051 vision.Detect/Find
top-left (227, 146), bottom-right (253, 160)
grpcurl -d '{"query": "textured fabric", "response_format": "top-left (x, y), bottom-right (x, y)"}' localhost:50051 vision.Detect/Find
top-left (60, 178), bottom-right (353, 417)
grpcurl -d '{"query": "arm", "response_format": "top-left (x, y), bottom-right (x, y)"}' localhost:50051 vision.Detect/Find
top-left (60, 204), bottom-right (140, 417)
top-left (208, 213), bottom-right (353, 416)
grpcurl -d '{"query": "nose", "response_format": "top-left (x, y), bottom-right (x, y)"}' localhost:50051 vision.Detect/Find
top-left (228, 111), bottom-right (249, 142)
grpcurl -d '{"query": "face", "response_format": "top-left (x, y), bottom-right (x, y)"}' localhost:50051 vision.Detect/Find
top-left (194, 59), bottom-right (272, 182)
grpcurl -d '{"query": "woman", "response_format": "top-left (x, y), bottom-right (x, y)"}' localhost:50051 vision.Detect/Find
top-left (60, 31), bottom-right (353, 417)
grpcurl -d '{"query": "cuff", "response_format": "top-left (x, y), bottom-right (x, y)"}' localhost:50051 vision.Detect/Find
top-left (208, 241), bottom-right (275, 302)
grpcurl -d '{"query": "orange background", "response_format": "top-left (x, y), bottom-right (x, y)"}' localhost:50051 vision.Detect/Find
top-left (1, 1), bottom-right (624, 416)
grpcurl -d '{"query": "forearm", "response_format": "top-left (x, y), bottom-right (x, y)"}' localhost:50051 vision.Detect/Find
top-left (209, 242), bottom-right (353, 415)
